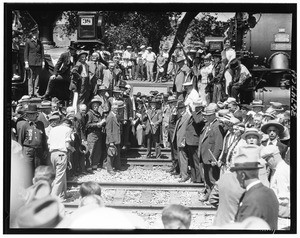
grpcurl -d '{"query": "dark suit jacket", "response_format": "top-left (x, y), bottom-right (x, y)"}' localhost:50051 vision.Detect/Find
top-left (185, 111), bottom-right (205, 146)
top-left (198, 119), bottom-right (224, 164)
top-left (87, 61), bottom-right (104, 95)
top-left (143, 109), bottom-right (162, 135)
top-left (105, 111), bottom-right (121, 145)
top-left (235, 182), bottom-right (279, 230)
top-left (54, 51), bottom-right (77, 77)
top-left (37, 112), bottom-right (50, 129)
top-left (172, 111), bottom-right (191, 148)
top-left (75, 111), bottom-right (87, 141)
top-left (24, 38), bottom-right (44, 66)
top-left (262, 140), bottom-right (288, 160)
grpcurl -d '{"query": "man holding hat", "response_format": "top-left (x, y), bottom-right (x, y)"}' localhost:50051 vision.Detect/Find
top-left (103, 61), bottom-right (121, 95)
top-left (231, 145), bottom-right (279, 230)
top-left (85, 96), bottom-right (106, 173)
top-left (174, 56), bottom-right (191, 98)
top-left (143, 98), bottom-right (163, 159)
top-left (42, 42), bottom-right (78, 101)
top-left (184, 99), bottom-right (206, 183)
top-left (17, 104), bottom-right (48, 180)
top-left (183, 78), bottom-right (200, 112)
top-left (198, 103), bottom-right (224, 201)
top-left (24, 26), bottom-right (45, 98)
top-left (172, 101), bottom-right (191, 182)
top-left (261, 120), bottom-right (287, 160)
top-left (105, 103), bottom-right (122, 175)
top-left (199, 53), bottom-right (213, 105)
top-left (261, 145), bottom-right (290, 219)
top-left (145, 46), bottom-right (156, 82)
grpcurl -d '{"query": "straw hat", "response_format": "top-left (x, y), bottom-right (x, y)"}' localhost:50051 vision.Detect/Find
top-left (261, 120), bottom-right (284, 134)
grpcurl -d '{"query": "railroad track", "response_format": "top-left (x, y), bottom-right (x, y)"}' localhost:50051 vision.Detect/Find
top-left (63, 147), bottom-right (217, 229)
top-left (65, 181), bottom-right (215, 212)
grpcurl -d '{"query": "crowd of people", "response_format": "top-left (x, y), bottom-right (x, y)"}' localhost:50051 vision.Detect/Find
top-left (10, 28), bottom-right (292, 231)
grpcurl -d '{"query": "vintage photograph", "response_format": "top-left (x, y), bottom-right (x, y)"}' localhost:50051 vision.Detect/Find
top-left (3, 2), bottom-right (296, 234)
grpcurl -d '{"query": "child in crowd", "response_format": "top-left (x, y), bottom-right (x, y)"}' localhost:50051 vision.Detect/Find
top-left (161, 204), bottom-right (191, 229)
top-left (79, 181), bottom-right (102, 198)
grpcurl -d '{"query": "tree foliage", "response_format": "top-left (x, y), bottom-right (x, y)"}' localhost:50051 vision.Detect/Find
top-left (187, 13), bottom-right (230, 42)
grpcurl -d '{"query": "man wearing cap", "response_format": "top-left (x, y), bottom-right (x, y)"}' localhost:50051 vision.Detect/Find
top-left (172, 101), bottom-right (191, 181)
top-left (143, 98), bottom-right (163, 159)
top-left (139, 45), bottom-right (148, 81)
top-left (42, 42), bottom-right (78, 101)
top-left (122, 85), bottom-right (134, 149)
top-left (155, 50), bottom-right (166, 83)
top-left (164, 96), bottom-right (179, 174)
top-left (86, 96), bottom-right (106, 173)
top-left (17, 104), bottom-right (48, 180)
top-left (145, 47), bottom-right (156, 82)
top-left (48, 118), bottom-right (75, 200)
top-left (87, 52), bottom-right (104, 97)
top-left (232, 145), bottom-right (279, 230)
top-left (70, 51), bottom-right (91, 105)
top-left (37, 100), bottom-right (52, 128)
top-left (261, 120), bottom-right (287, 160)
top-left (45, 114), bottom-right (60, 140)
top-left (198, 103), bottom-right (224, 201)
top-left (228, 58), bottom-right (251, 102)
top-left (174, 56), bottom-right (191, 98)
top-left (122, 46), bottom-right (133, 80)
top-left (135, 52), bottom-right (145, 81)
top-left (211, 51), bottom-right (225, 103)
top-left (218, 114), bottom-right (241, 174)
top-left (24, 27), bottom-right (45, 98)
top-left (261, 145), bottom-right (290, 219)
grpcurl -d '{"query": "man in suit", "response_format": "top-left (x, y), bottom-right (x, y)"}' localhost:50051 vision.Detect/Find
top-left (24, 27), bottom-right (45, 97)
top-left (261, 120), bottom-right (288, 160)
top-left (70, 51), bottom-right (91, 105)
top-left (105, 104), bottom-right (122, 175)
top-left (42, 42), bottom-right (78, 101)
top-left (166, 96), bottom-right (179, 175)
top-left (172, 101), bottom-right (191, 182)
top-left (87, 52), bottom-right (104, 98)
top-left (17, 104), bottom-right (48, 182)
top-left (85, 96), bottom-right (106, 174)
top-left (143, 99), bottom-right (163, 159)
top-left (74, 104), bottom-right (88, 175)
top-left (231, 145), bottom-right (279, 230)
top-left (198, 103), bottom-right (224, 202)
top-left (37, 100), bottom-right (52, 129)
top-left (185, 99), bottom-right (206, 183)
top-left (103, 61), bottom-right (122, 94)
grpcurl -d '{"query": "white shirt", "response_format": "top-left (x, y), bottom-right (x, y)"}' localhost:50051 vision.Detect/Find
top-left (270, 160), bottom-right (290, 204)
top-left (145, 52), bottom-right (156, 62)
top-left (184, 88), bottom-right (200, 109)
top-left (48, 124), bottom-right (72, 152)
top-left (246, 180), bottom-right (261, 191)
top-left (199, 64), bottom-right (213, 84)
top-left (122, 50), bottom-right (131, 60)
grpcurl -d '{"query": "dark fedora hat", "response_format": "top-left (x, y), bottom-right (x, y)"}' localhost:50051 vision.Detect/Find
top-left (25, 104), bottom-right (38, 114)
top-left (229, 58), bottom-right (241, 70)
top-left (176, 100), bottom-right (186, 109)
top-left (68, 41), bottom-right (77, 51)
